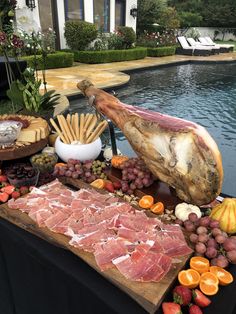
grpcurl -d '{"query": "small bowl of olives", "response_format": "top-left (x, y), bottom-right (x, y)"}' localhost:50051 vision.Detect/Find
top-left (30, 153), bottom-right (58, 174)
top-left (7, 164), bottom-right (39, 188)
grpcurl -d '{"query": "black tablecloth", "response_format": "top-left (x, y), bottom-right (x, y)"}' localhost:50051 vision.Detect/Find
top-left (0, 57), bottom-right (27, 99)
top-left (0, 217), bottom-right (236, 314)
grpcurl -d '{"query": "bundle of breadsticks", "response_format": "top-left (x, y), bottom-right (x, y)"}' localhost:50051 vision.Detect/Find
top-left (50, 113), bottom-right (108, 144)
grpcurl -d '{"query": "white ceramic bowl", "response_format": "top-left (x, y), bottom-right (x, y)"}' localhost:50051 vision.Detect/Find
top-left (55, 136), bottom-right (102, 162)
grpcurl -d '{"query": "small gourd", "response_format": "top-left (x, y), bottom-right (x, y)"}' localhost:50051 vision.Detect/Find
top-left (175, 202), bottom-right (202, 221)
top-left (210, 198), bottom-right (236, 234)
top-left (111, 155), bottom-right (129, 169)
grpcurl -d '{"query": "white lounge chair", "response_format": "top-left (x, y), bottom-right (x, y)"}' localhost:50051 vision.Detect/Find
top-left (199, 37), bottom-right (233, 53)
top-left (187, 38), bottom-right (220, 54)
top-left (176, 36), bottom-right (212, 56)
top-left (205, 37), bottom-right (234, 52)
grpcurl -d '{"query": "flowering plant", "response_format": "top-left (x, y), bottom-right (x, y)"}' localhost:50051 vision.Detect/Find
top-left (137, 30), bottom-right (176, 48)
top-left (0, 27), bottom-right (59, 114)
top-left (18, 28), bottom-right (56, 56)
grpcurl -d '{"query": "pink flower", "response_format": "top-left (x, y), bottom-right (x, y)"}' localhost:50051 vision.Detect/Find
top-left (12, 34), bottom-right (24, 49)
top-left (0, 31), bottom-right (7, 45)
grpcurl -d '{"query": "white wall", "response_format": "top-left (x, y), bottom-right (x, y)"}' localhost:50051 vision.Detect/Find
top-left (125, 0), bottom-right (137, 32)
top-left (110, 0), bottom-right (115, 32)
top-left (15, 0), bottom-right (41, 33)
top-left (84, 0), bottom-right (93, 23)
top-left (56, 0), bottom-right (66, 48)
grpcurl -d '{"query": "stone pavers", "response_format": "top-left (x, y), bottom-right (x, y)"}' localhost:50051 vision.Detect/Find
top-left (39, 53), bottom-right (236, 97)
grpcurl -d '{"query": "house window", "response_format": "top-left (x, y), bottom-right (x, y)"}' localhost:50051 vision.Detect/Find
top-left (115, 0), bottom-right (125, 28)
top-left (94, 0), bottom-right (110, 32)
top-left (64, 0), bottom-right (84, 20)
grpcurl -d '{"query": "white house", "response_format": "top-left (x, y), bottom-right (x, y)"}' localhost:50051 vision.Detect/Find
top-left (15, 0), bottom-right (138, 49)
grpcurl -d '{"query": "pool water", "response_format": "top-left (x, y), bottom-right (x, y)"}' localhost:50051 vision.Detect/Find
top-left (71, 63), bottom-right (236, 196)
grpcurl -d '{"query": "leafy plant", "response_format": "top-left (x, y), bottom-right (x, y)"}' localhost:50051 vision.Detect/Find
top-left (137, 0), bottom-right (167, 35)
top-left (116, 26), bottom-right (136, 49)
top-left (7, 74), bottom-right (60, 113)
top-left (88, 31), bottom-right (108, 51)
top-left (0, 26), bottom-right (60, 114)
top-left (64, 20), bottom-right (98, 51)
top-left (107, 33), bottom-right (124, 50)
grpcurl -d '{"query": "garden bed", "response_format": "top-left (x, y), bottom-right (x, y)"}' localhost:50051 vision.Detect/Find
top-left (21, 51), bottom-right (74, 70)
top-left (67, 48), bottom-right (147, 64)
top-left (147, 46), bottom-right (176, 57)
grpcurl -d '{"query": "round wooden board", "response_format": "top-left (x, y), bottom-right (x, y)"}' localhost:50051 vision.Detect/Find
top-left (0, 138), bottom-right (48, 160)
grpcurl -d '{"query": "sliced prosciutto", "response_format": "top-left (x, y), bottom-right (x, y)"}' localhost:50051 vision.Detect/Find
top-left (7, 179), bottom-right (192, 282)
top-left (113, 243), bottom-right (172, 282)
top-left (94, 238), bottom-right (127, 271)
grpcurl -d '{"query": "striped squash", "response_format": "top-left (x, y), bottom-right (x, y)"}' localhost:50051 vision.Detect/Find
top-left (210, 198), bottom-right (236, 234)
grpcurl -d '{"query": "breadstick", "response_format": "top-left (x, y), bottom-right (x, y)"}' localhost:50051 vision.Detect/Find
top-left (83, 114), bottom-right (94, 131)
top-left (67, 120), bottom-right (77, 141)
top-left (49, 118), bottom-right (68, 144)
top-left (87, 120), bottom-right (108, 143)
top-left (56, 115), bottom-right (70, 143)
top-left (71, 114), bottom-right (76, 133)
top-left (85, 115), bottom-right (97, 141)
top-left (84, 113), bottom-right (90, 124)
top-left (79, 113), bottom-right (85, 143)
top-left (66, 113), bottom-right (71, 126)
top-left (65, 113), bottom-right (77, 141)
top-left (58, 115), bottom-right (74, 143)
top-left (74, 113), bottom-right (79, 140)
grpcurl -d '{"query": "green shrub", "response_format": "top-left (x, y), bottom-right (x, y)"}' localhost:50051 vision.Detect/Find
top-left (117, 26), bottom-right (136, 49)
top-left (21, 51), bottom-right (74, 69)
top-left (107, 33), bottom-right (124, 50)
top-left (147, 46), bottom-right (176, 57)
top-left (64, 20), bottom-right (98, 51)
top-left (137, 35), bottom-right (157, 48)
top-left (71, 48), bottom-right (147, 63)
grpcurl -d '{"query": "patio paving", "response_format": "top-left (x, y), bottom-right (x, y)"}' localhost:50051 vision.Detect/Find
top-left (39, 52), bottom-right (236, 97)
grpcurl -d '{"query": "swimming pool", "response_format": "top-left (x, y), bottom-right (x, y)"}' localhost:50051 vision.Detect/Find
top-left (71, 62), bottom-right (236, 196)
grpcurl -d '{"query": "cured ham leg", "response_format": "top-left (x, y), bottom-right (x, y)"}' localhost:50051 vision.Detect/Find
top-left (77, 80), bottom-right (223, 206)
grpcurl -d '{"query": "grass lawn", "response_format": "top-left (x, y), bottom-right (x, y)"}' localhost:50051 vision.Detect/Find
top-left (215, 41), bottom-right (236, 51)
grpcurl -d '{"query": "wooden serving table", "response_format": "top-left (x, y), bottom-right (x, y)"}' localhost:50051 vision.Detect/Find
top-left (0, 177), bottom-right (191, 313)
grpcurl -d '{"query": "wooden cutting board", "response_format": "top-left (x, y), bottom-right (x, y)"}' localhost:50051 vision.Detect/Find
top-left (0, 178), bottom-right (191, 313)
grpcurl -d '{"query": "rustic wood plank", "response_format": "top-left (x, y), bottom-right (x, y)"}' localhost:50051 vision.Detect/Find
top-left (0, 179), bottom-right (191, 313)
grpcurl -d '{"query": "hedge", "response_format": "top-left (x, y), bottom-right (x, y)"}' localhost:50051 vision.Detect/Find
top-left (147, 46), bottom-right (176, 57)
top-left (21, 51), bottom-right (74, 70)
top-left (69, 47), bottom-right (147, 63)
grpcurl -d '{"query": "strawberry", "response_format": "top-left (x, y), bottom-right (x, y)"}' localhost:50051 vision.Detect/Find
top-left (192, 289), bottom-right (211, 308)
top-left (104, 181), bottom-right (115, 193)
top-left (173, 285), bottom-right (192, 306)
top-left (19, 186), bottom-right (29, 195)
top-left (0, 175), bottom-right (7, 183)
top-left (113, 181), bottom-right (122, 190)
top-left (162, 302), bottom-right (182, 314)
top-left (1, 185), bottom-right (15, 195)
top-left (189, 304), bottom-right (203, 314)
top-left (1, 182), bottom-right (10, 187)
top-left (0, 192), bottom-right (9, 203)
top-left (11, 191), bottom-right (21, 199)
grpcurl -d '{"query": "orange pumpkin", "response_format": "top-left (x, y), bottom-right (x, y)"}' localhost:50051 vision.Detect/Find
top-left (111, 155), bottom-right (129, 169)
